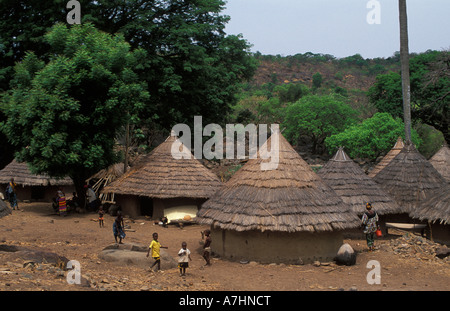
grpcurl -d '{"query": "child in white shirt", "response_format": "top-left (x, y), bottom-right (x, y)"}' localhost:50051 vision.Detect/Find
top-left (178, 241), bottom-right (192, 276)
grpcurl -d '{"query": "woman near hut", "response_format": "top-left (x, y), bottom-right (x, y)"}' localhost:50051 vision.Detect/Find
top-left (361, 203), bottom-right (379, 251)
top-left (6, 178), bottom-right (19, 211)
top-left (57, 189), bottom-right (67, 216)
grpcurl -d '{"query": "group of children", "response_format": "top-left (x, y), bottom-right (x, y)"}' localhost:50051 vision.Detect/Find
top-left (147, 230), bottom-right (212, 276)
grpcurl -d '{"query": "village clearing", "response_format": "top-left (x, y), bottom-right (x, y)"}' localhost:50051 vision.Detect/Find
top-left (0, 202), bottom-right (449, 292)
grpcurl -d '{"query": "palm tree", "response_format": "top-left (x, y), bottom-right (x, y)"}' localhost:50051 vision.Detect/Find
top-left (399, 0), bottom-right (412, 143)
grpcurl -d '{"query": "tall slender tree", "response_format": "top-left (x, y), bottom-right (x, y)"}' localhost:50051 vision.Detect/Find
top-left (399, 0), bottom-right (412, 143)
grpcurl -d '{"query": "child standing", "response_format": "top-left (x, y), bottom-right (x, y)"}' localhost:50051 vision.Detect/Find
top-left (98, 207), bottom-right (104, 228)
top-left (146, 232), bottom-right (168, 271)
top-left (177, 242), bottom-right (192, 276)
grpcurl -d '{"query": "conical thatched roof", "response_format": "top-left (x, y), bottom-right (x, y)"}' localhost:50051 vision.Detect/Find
top-left (373, 142), bottom-right (447, 214)
top-left (87, 163), bottom-right (128, 203)
top-left (196, 131), bottom-right (360, 233)
top-left (368, 137), bottom-right (404, 178)
top-left (0, 159), bottom-right (73, 186)
top-left (410, 184), bottom-right (450, 225)
top-left (429, 144), bottom-right (450, 183)
top-left (411, 184), bottom-right (450, 225)
top-left (318, 147), bottom-right (401, 215)
top-left (102, 135), bottom-right (222, 199)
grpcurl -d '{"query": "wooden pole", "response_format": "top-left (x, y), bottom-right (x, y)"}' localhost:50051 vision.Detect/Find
top-left (399, 0), bottom-right (412, 144)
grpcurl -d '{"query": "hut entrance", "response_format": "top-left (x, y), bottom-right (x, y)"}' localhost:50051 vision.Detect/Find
top-left (31, 186), bottom-right (46, 200)
top-left (140, 197), bottom-right (153, 217)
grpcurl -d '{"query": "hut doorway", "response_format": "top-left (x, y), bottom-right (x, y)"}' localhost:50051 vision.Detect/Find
top-left (31, 186), bottom-right (46, 200)
top-left (140, 197), bottom-right (153, 217)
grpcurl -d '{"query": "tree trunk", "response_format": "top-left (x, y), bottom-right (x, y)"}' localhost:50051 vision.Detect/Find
top-left (399, 0), bottom-right (412, 143)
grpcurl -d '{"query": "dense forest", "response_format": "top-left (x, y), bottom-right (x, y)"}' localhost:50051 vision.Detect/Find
top-left (230, 50), bottom-right (448, 162)
top-left (0, 1), bottom-right (448, 192)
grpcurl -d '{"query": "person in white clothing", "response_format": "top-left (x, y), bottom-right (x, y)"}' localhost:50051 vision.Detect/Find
top-left (86, 184), bottom-right (98, 210)
top-left (177, 242), bottom-right (192, 276)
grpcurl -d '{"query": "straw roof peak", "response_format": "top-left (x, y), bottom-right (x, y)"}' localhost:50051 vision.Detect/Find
top-left (102, 135), bottom-right (222, 199)
top-left (429, 143), bottom-right (450, 182)
top-left (368, 137), bottom-right (405, 178)
top-left (318, 148), bottom-right (402, 215)
top-left (373, 143), bottom-right (446, 214)
top-left (197, 131), bottom-right (361, 233)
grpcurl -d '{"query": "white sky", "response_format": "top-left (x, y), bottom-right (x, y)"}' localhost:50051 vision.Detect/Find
top-left (223, 0), bottom-right (450, 59)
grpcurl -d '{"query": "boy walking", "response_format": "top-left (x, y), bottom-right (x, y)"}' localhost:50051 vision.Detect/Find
top-left (147, 232), bottom-right (168, 271)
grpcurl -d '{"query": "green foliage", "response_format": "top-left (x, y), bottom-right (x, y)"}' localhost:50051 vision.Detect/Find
top-left (274, 83), bottom-right (309, 103)
top-left (283, 94), bottom-right (358, 152)
top-left (325, 112), bottom-right (422, 159)
top-left (0, 24), bottom-right (149, 184)
top-left (367, 50), bottom-right (449, 142)
top-left (414, 122), bottom-right (445, 159)
top-left (312, 72), bottom-right (323, 89)
top-left (367, 72), bottom-right (403, 118)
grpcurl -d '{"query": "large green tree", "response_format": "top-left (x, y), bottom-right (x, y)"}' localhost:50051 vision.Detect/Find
top-left (0, 0), bottom-right (256, 130)
top-left (0, 23), bottom-right (149, 199)
top-left (325, 112), bottom-right (421, 160)
top-left (283, 94), bottom-right (358, 153)
top-left (368, 50), bottom-right (449, 143)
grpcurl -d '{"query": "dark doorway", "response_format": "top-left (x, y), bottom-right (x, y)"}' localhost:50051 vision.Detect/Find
top-left (140, 197), bottom-right (153, 217)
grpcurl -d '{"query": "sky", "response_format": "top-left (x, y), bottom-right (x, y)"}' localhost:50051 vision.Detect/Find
top-left (222, 0), bottom-right (450, 59)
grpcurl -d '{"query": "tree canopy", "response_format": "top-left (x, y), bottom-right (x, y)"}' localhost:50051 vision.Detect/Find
top-left (0, 23), bottom-right (149, 193)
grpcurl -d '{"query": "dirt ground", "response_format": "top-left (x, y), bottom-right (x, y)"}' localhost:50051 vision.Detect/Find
top-left (0, 202), bottom-right (449, 292)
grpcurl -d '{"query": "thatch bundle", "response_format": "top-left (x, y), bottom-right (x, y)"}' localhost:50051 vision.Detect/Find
top-left (429, 144), bottom-right (450, 183)
top-left (368, 137), bottom-right (404, 178)
top-left (196, 131), bottom-right (361, 233)
top-left (373, 142), bottom-right (446, 214)
top-left (318, 147), bottom-right (401, 215)
top-left (410, 184), bottom-right (450, 225)
top-left (87, 163), bottom-right (127, 202)
top-left (102, 135), bottom-right (222, 199)
top-left (0, 159), bottom-right (73, 186)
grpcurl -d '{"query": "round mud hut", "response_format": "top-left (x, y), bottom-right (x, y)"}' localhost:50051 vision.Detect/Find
top-left (102, 135), bottom-right (222, 220)
top-left (318, 147), bottom-right (401, 227)
top-left (410, 184), bottom-right (450, 246)
top-left (196, 131), bottom-right (360, 264)
top-left (368, 137), bottom-right (404, 178)
top-left (429, 143), bottom-right (450, 183)
top-left (0, 159), bottom-right (74, 202)
top-left (373, 142), bottom-right (447, 222)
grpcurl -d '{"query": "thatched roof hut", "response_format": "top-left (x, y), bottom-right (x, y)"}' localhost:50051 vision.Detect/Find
top-left (429, 144), bottom-right (450, 183)
top-left (0, 159), bottom-right (73, 187)
top-left (0, 159), bottom-right (74, 201)
top-left (196, 131), bottom-right (360, 264)
top-left (318, 147), bottom-right (401, 216)
top-left (102, 135), bottom-right (222, 219)
top-left (373, 142), bottom-right (447, 215)
top-left (410, 185), bottom-right (450, 245)
top-left (368, 137), bottom-right (404, 178)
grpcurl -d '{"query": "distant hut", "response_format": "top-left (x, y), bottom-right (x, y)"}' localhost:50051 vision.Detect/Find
top-left (368, 137), bottom-right (404, 178)
top-left (410, 185), bottom-right (450, 246)
top-left (196, 131), bottom-right (360, 264)
top-left (373, 142), bottom-right (447, 221)
top-left (318, 147), bottom-right (401, 219)
top-left (102, 135), bottom-right (222, 220)
top-left (429, 143), bottom-right (450, 183)
top-left (0, 159), bottom-right (74, 201)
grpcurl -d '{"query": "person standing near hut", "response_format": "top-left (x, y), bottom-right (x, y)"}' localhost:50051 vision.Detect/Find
top-left (202, 229), bottom-right (212, 266)
top-left (361, 203), bottom-right (379, 251)
top-left (113, 211), bottom-right (125, 244)
top-left (6, 178), bottom-right (19, 211)
top-left (147, 232), bottom-right (168, 271)
top-left (177, 241), bottom-right (192, 276)
top-left (57, 189), bottom-right (67, 216)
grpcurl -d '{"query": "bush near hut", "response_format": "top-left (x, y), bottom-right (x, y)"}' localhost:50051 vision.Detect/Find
top-left (325, 112), bottom-right (422, 160)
